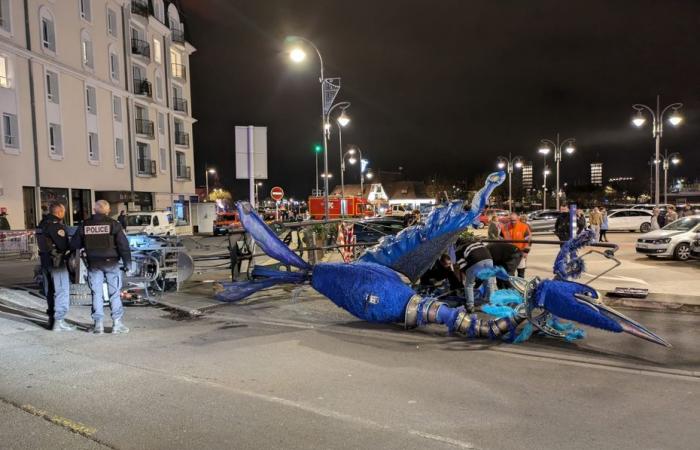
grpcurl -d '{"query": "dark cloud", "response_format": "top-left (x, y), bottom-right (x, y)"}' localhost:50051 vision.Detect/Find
top-left (184, 0), bottom-right (700, 199)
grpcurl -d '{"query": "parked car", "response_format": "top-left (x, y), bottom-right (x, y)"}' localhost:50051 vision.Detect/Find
top-left (213, 212), bottom-right (241, 235)
top-left (385, 204), bottom-right (412, 217)
top-left (125, 211), bottom-right (175, 236)
top-left (353, 217), bottom-right (405, 245)
top-left (631, 204), bottom-right (672, 212)
top-left (635, 215), bottom-right (700, 261)
top-left (525, 209), bottom-right (560, 233)
top-left (478, 208), bottom-right (510, 226)
top-left (605, 209), bottom-right (653, 232)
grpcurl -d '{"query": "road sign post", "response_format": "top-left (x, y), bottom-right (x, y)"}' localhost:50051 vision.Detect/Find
top-left (271, 187), bottom-right (284, 221)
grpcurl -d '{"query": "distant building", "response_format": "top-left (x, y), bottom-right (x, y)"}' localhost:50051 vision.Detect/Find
top-left (522, 163), bottom-right (533, 190)
top-left (591, 162), bottom-right (603, 186)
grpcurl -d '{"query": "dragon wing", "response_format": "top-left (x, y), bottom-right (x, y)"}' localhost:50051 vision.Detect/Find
top-left (358, 171), bottom-right (506, 282)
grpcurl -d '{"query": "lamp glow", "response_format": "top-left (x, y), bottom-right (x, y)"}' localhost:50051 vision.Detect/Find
top-left (565, 145), bottom-right (575, 154)
top-left (514, 161), bottom-right (523, 169)
top-left (337, 111), bottom-right (350, 127)
top-left (632, 111), bottom-right (646, 127)
top-left (348, 157), bottom-right (357, 165)
top-left (668, 110), bottom-right (683, 126)
top-left (289, 47), bottom-right (306, 63)
top-left (497, 162), bottom-right (505, 169)
top-left (538, 146), bottom-right (550, 155)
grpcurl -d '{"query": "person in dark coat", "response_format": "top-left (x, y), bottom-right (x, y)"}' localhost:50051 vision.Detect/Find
top-left (118, 210), bottom-right (128, 230)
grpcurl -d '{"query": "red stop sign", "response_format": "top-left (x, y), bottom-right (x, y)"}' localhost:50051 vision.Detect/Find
top-left (270, 186), bottom-right (284, 202)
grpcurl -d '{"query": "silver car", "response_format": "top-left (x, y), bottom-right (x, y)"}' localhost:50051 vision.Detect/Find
top-left (635, 215), bottom-right (700, 261)
top-left (525, 210), bottom-right (560, 233)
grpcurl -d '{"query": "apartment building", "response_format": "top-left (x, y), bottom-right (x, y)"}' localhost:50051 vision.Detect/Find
top-left (0, 0), bottom-right (196, 229)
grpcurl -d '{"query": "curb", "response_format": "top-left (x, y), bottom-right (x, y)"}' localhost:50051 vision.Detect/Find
top-left (603, 292), bottom-right (700, 314)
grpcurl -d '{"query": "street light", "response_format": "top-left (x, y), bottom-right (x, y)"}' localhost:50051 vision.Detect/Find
top-left (632, 95), bottom-right (683, 206)
top-left (495, 153), bottom-right (524, 212)
top-left (205, 168), bottom-right (216, 201)
top-left (320, 172), bottom-right (333, 178)
top-left (313, 144), bottom-right (322, 195)
top-left (538, 133), bottom-right (576, 209)
top-left (254, 182), bottom-right (263, 208)
top-left (326, 101), bottom-right (351, 198)
top-left (286, 35), bottom-right (340, 220)
top-left (343, 146), bottom-right (367, 198)
top-left (658, 150), bottom-right (681, 204)
top-left (537, 148), bottom-right (550, 209)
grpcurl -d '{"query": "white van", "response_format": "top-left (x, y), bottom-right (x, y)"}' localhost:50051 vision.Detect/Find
top-left (125, 211), bottom-right (175, 236)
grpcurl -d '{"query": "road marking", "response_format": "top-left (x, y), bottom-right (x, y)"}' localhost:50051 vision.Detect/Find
top-left (20, 403), bottom-right (98, 437)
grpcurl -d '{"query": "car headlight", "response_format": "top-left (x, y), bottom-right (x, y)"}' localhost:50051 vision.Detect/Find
top-left (656, 238), bottom-right (672, 244)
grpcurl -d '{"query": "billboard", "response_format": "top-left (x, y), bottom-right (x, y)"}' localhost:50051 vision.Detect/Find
top-left (235, 126), bottom-right (268, 180)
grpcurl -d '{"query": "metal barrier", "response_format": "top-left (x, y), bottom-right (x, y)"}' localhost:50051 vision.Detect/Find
top-left (0, 230), bottom-right (37, 260)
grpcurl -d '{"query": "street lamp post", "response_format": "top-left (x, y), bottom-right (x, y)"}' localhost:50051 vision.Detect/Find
top-left (538, 133), bottom-right (575, 210)
top-left (496, 153), bottom-right (523, 212)
top-left (659, 150), bottom-right (681, 205)
top-left (254, 182), bottom-right (263, 208)
top-left (343, 146), bottom-right (367, 198)
top-left (537, 146), bottom-right (550, 210)
top-left (204, 168), bottom-right (216, 201)
top-left (326, 102), bottom-right (351, 198)
top-left (287, 36), bottom-right (342, 220)
top-left (632, 95), bottom-right (683, 206)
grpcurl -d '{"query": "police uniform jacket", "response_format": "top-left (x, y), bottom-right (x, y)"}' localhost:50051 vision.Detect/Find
top-left (37, 214), bottom-right (69, 270)
top-left (71, 214), bottom-right (131, 267)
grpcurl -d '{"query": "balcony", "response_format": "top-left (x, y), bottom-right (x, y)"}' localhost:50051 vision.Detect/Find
top-left (176, 165), bottom-right (191, 180)
top-left (137, 159), bottom-right (157, 176)
top-left (171, 63), bottom-right (186, 80)
top-left (133, 78), bottom-right (152, 97)
top-left (174, 131), bottom-right (189, 146)
top-left (172, 97), bottom-right (188, 114)
top-left (135, 119), bottom-right (155, 138)
top-left (131, 38), bottom-right (150, 60)
top-left (171, 29), bottom-right (185, 44)
top-left (131, 0), bottom-right (149, 17)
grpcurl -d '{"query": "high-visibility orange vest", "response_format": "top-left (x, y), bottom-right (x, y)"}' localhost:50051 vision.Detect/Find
top-left (502, 221), bottom-right (530, 251)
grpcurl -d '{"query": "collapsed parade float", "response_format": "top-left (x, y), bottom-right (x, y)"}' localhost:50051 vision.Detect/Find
top-left (215, 171), bottom-right (670, 348)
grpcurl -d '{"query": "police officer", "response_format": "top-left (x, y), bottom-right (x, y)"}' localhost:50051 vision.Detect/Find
top-left (71, 200), bottom-right (131, 334)
top-left (37, 202), bottom-right (75, 331)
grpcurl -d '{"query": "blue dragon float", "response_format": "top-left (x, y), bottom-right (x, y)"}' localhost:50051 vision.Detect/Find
top-left (216, 171), bottom-right (670, 348)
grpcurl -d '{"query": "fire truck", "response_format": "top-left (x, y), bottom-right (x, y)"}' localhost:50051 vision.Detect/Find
top-left (308, 195), bottom-right (374, 219)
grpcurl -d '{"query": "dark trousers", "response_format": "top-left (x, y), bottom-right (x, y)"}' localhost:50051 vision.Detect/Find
top-left (600, 229), bottom-right (608, 242)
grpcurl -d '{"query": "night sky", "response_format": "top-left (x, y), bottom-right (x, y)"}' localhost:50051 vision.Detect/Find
top-left (183, 0), bottom-right (700, 199)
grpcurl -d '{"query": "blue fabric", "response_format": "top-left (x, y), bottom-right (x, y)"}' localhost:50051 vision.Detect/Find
top-left (236, 202), bottom-right (311, 271)
top-left (489, 289), bottom-right (523, 305)
top-left (534, 280), bottom-right (623, 333)
top-left (475, 265), bottom-right (511, 281)
top-left (214, 278), bottom-right (287, 303)
top-left (359, 171), bottom-right (505, 281)
top-left (553, 229), bottom-right (594, 280)
top-left (311, 262), bottom-right (415, 323)
top-left (481, 305), bottom-right (516, 318)
top-left (87, 263), bottom-right (123, 321)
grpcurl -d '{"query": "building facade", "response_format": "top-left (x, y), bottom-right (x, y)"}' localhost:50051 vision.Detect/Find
top-left (591, 162), bottom-right (603, 186)
top-left (0, 0), bottom-right (196, 229)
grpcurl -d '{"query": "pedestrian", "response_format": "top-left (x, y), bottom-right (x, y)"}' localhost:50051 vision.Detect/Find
top-left (650, 207), bottom-right (662, 231)
top-left (455, 238), bottom-right (497, 313)
top-left (37, 203), bottom-right (75, 331)
top-left (118, 210), bottom-right (128, 230)
top-left (682, 205), bottom-right (693, 217)
top-left (71, 200), bottom-right (132, 334)
top-left (599, 208), bottom-right (609, 242)
top-left (419, 254), bottom-right (461, 293)
top-left (0, 210), bottom-right (9, 230)
top-left (501, 212), bottom-right (531, 278)
top-left (666, 206), bottom-right (678, 223)
top-left (487, 214), bottom-right (501, 240)
top-left (589, 207), bottom-right (603, 242)
top-left (554, 205), bottom-right (571, 243)
top-left (576, 209), bottom-right (586, 235)
top-left (517, 215), bottom-right (532, 277)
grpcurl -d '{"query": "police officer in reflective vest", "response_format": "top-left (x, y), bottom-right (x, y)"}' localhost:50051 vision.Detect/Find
top-left (37, 202), bottom-right (75, 331)
top-left (71, 200), bottom-right (131, 334)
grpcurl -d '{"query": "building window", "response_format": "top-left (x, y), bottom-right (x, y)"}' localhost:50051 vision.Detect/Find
top-left (0, 55), bottom-right (9, 88)
top-left (155, 73), bottom-right (163, 100)
top-left (115, 137), bottom-right (124, 166)
top-left (159, 147), bottom-right (167, 172)
top-left (79, 0), bottom-right (91, 22)
top-left (107, 8), bottom-right (117, 37)
top-left (0, 0), bottom-right (12, 34)
top-left (40, 8), bottom-right (56, 52)
top-left (2, 113), bottom-right (18, 148)
top-left (88, 132), bottom-right (99, 161)
top-left (157, 112), bottom-right (165, 134)
top-left (153, 0), bottom-right (164, 23)
top-left (81, 30), bottom-right (94, 69)
top-left (49, 123), bottom-right (62, 156)
top-left (45, 70), bottom-right (59, 103)
top-left (112, 96), bottom-right (122, 122)
top-left (153, 38), bottom-right (162, 64)
top-left (86, 85), bottom-right (96, 114)
top-left (109, 50), bottom-right (119, 81)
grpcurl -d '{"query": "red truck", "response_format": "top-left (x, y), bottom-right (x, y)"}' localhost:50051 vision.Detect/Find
top-left (308, 196), bottom-right (373, 220)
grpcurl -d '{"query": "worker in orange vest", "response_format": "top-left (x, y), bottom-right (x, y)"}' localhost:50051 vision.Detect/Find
top-left (500, 212), bottom-right (531, 277)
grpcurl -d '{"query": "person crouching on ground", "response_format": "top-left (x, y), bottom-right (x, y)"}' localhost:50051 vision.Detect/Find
top-left (455, 237), bottom-right (497, 313)
top-left (71, 200), bottom-right (132, 334)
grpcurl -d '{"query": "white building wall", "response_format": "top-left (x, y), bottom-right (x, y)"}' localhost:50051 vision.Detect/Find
top-left (0, 0), bottom-right (197, 229)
